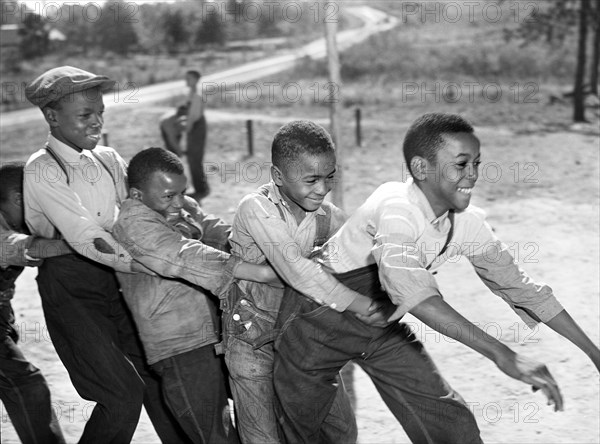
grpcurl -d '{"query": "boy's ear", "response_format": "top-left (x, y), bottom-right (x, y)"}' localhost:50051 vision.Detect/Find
top-left (43, 107), bottom-right (59, 128)
top-left (271, 165), bottom-right (284, 186)
top-left (129, 187), bottom-right (142, 200)
top-left (10, 191), bottom-right (23, 208)
top-left (410, 157), bottom-right (428, 181)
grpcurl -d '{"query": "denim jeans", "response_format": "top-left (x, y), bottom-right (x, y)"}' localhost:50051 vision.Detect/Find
top-left (0, 302), bottom-right (65, 444)
top-left (152, 346), bottom-right (240, 444)
top-left (223, 288), bottom-right (357, 444)
top-left (37, 254), bottom-right (186, 444)
top-left (273, 292), bottom-right (483, 444)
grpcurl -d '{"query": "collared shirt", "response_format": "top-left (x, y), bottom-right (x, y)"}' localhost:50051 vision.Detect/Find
top-left (229, 181), bottom-right (357, 312)
top-left (24, 134), bottom-right (133, 272)
top-left (114, 197), bottom-right (238, 364)
top-left (320, 180), bottom-right (563, 326)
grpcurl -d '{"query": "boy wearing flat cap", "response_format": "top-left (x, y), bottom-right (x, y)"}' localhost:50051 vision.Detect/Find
top-left (23, 66), bottom-right (186, 443)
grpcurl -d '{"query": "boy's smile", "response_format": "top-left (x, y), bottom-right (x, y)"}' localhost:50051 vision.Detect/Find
top-left (45, 87), bottom-right (105, 152)
top-left (273, 152), bottom-right (337, 222)
top-left (133, 171), bottom-right (188, 222)
top-left (420, 132), bottom-right (481, 217)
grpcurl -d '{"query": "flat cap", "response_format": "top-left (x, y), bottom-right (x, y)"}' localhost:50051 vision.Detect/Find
top-left (25, 66), bottom-right (115, 109)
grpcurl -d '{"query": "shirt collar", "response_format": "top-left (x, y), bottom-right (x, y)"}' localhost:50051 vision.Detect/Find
top-left (264, 180), bottom-right (326, 217)
top-left (407, 179), bottom-right (450, 226)
top-left (46, 133), bottom-right (95, 163)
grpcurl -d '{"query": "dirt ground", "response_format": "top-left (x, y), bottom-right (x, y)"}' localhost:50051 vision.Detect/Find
top-left (1, 116), bottom-right (598, 443)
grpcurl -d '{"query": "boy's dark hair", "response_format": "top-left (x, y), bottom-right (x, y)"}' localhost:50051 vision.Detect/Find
top-left (186, 70), bottom-right (201, 81)
top-left (403, 113), bottom-right (475, 175)
top-left (0, 162), bottom-right (25, 203)
top-left (272, 120), bottom-right (335, 169)
top-left (128, 147), bottom-right (184, 190)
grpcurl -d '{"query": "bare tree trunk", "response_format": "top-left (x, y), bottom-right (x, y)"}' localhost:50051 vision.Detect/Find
top-left (573, 0), bottom-right (589, 122)
top-left (590, 2), bottom-right (599, 95)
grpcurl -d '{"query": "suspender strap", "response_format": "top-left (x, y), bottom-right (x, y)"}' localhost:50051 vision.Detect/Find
top-left (44, 144), bottom-right (121, 205)
top-left (313, 203), bottom-right (332, 248)
top-left (44, 144), bottom-right (71, 185)
top-left (90, 151), bottom-right (121, 205)
top-left (425, 210), bottom-right (455, 271)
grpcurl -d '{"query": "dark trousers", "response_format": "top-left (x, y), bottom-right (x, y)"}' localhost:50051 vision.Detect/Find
top-left (0, 302), bottom-right (65, 444)
top-left (273, 270), bottom-right (482, 444)
top-left (152, 346), bottom-right (240, 444)
top-left (187, 115), bottom-right (209, 199)
top-left (37, 255), bottom-right (187, 444)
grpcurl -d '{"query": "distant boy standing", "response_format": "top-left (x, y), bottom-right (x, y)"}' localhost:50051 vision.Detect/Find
top-left (273, 113), bottom-right (600, 443)
top-left (23, 66), bottom-right (185, 443)
top-left (184, 70), bottom-right (209, 200)
top-left (113, 147), bottom-right (281, 443)
top-left (223, 121), bottom-right (385, 443)
top-left (0, 162), bottom-right (70, 444)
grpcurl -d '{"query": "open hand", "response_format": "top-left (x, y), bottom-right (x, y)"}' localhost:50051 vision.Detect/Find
top-left (496, 352), bottom-right (563, 411)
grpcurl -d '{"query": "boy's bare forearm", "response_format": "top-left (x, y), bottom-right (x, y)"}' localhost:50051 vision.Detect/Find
top-left (409, 295), bottom-right (511, 361)
top-left (545, 310), bottom-right (600, 371)
top-left (410, 295), bottom-right (564, 411)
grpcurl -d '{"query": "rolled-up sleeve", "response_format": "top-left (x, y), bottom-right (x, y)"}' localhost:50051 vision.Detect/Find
top-left (465, 218), bottom-right (563, 327)
top-left (371, 202), bottom-right (441, 320)
top-left (469, 239), bottom-right (563, 327)
top-left (233, 197), bottom-right (358, 311)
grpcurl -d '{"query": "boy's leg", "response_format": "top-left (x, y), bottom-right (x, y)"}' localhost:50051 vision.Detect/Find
top-left (0, 304), bottom-right (65, 444)
top-left (225, 336), bottom-right (279, 444)
top-left (273, 294), bottom-right (360, 444)
top-left (222, 289), bottom-right (281, 444)
top-left (152, 346), bottom-right (239, 444)
top-left (187, 115), bottom-right (209, 199)
top-left (37, 255), bottom-right (145, 443)
top-left (115, 299), bottom-right (190, 444)
top-left (356, 322), bottom-right (482, 444)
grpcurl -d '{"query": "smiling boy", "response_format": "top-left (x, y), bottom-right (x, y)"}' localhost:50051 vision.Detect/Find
top-left (273, 113), bottom-right (600, 443)
top-left (112, 147), bottom-right (284, 443)
top-left (222, 121), bottom-right (381, 443)
top-left (23, 66), bottom-right (185, 443)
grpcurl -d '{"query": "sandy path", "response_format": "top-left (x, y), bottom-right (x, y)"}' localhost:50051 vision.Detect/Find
top-left (1, 123), bottom-right (598, 443)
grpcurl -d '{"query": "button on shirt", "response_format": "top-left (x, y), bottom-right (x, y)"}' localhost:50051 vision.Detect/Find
top-left (229, 182), bottom-right (357, 312)
top-left (320, 180), bottom-right (563, 326)
top-left (24, 134), bottom-right (132, 272)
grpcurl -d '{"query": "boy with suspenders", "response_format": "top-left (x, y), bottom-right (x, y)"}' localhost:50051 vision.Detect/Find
top-left (23, 66), bottom-right (185, 442)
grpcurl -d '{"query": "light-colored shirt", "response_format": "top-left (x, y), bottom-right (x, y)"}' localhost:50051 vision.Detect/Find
top-left (320, 180), bottom-right (563, 326)
top-left (230, 181), bottom-right (357, 312)
top-left (24, 134), bottom-right (133, 272)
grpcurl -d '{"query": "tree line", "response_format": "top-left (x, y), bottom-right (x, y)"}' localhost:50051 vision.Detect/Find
top-left (2, 0), bottom-right (319, 58)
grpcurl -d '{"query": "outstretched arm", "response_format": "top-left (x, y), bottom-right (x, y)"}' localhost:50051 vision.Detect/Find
top-left (545, 310), bottom-right (600, 371)
top-left (409, 295), bottom-right (564, 411)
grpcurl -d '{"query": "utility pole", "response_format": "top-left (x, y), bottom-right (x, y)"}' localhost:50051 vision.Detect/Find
top-left (324, 0), bottom-right (343, 209)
